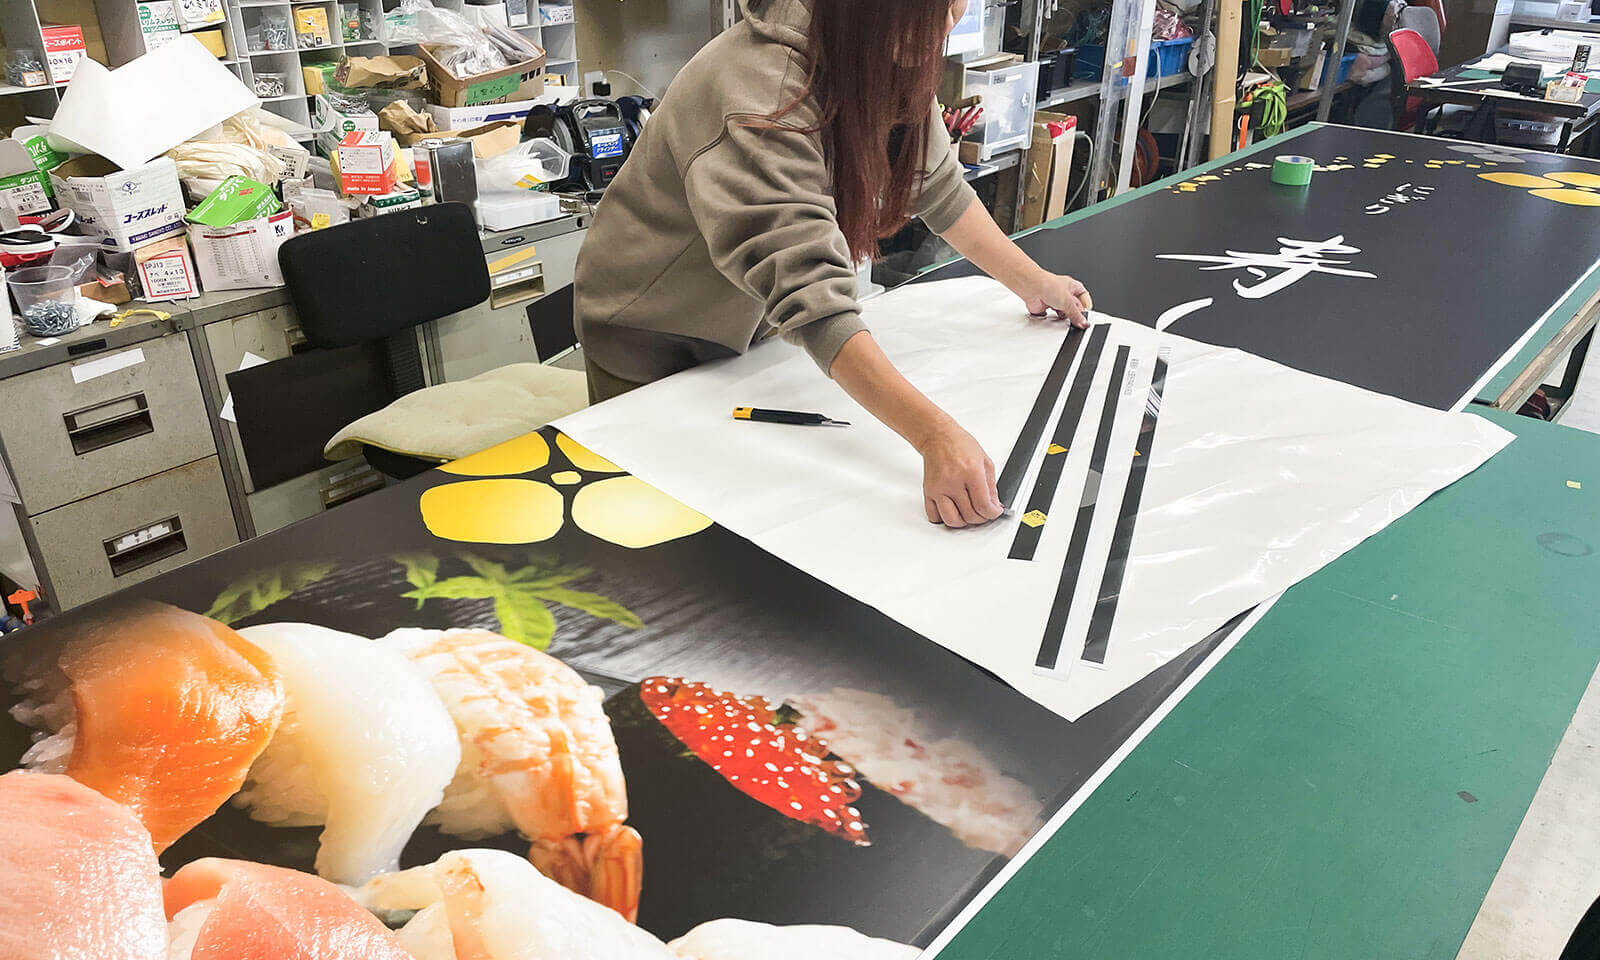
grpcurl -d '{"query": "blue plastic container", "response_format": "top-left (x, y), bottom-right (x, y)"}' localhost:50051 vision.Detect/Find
top-left (1073, 36), bottom-right (1195, 82)
top-left (1321, 51), bottom-right (1358, 85)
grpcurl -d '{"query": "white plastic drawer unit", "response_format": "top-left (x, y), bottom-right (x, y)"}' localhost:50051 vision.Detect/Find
top-left (0, 332), bottom-right (217, 514)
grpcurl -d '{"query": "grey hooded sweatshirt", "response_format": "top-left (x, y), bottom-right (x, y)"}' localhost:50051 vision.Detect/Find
top-left (573, 0), bottom-right (978, 400)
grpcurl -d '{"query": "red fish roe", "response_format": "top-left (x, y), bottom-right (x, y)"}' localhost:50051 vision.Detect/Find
top-left (640, 677), bottom-right (869, 846)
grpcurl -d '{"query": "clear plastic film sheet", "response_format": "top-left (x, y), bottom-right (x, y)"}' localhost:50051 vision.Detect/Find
top-left (556, 277), bottom-right (1513, 721)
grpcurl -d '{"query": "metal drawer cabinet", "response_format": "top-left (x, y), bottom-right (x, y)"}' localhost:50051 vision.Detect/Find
top-left (26, 456), bottom-right (239, 610)
top-left (0, 332), bottom-right (217, 514)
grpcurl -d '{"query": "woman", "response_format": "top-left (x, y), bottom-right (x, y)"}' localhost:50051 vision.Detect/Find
top-left (574, 0), bottom-right (1093, 528)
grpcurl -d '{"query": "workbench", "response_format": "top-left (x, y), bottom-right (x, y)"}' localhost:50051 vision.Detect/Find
top-left (1, 124), bottom-right (1597, 957)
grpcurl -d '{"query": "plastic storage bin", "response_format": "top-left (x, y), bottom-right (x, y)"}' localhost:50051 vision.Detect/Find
top-left (1320, 50), bottom-right (1357, 85)
top-left (963, 60), bottom-right (1040, 161)
top-left (1074, 36), bottom-right (1195, 81)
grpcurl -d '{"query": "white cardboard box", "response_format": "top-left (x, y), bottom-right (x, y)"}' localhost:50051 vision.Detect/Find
top-left (336, 131), bottom-right (397, 195)
top-left (424, 98), bottom-right (543, 130)
top-left (50, 156), bottom-right (187, 252)
top-left (314, 93), bottom-right (380, 155)
top-left (188, 210), bottom-right (294, 291)
top-left (174, 0), bottom-right (226, 31)
top-left (135, 237), bottom-right (201, 302)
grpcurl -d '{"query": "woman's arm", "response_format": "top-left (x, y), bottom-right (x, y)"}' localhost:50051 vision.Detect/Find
top-left (938, 196), bottom-right (1094, 325)
top-left (830, 330), bottom-right (1003, 527)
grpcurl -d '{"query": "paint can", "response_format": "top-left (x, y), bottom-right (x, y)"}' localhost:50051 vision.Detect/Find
top-left (1271, 155), bottom-right (1314, 187)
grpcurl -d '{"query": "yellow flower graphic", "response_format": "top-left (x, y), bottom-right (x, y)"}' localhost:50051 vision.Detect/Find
top-left (1478, 170), bottom-right (1600, 206)
top-left (420, 432), bottom-right (711, 549)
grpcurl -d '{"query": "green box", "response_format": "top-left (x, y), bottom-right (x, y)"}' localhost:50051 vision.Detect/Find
top-left (186, 176), bottom-right (283, 227)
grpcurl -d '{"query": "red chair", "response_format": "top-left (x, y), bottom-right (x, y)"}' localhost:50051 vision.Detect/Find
top-left (1388, 27), bottom-right (1439, 130)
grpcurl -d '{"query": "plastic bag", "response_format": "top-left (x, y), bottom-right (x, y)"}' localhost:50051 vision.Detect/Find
top-left (417, 5), bottom-right (543, 78)
top-left (167, 108), bottom-right (297, 185)
top-left (476, 138), bottom-right (570, 195)
top-left (383, 0), bottom-right (434, 45)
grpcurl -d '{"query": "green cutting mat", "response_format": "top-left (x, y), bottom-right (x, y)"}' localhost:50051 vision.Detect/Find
top-left (939, 408), bottom-right (1600, 958)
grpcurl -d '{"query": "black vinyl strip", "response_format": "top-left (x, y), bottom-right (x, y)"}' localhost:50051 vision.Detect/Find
top-left (1082, 348), bottom-right (1171, 665)
top-left (1009, 326), bottom-right (1110, 560)
top-left (1034, 344), bottom-right (1132, 672)
top-left (996, 325), bottom-right (1090, 511)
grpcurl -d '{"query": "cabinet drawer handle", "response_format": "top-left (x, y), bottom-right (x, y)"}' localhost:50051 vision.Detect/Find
top-left (103, 515), bottom-right (186, 577)
top-left (63, 393), bottom-right (154, 455)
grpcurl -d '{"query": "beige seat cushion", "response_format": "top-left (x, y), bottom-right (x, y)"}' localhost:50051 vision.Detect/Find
top-left (324, 362), bottom-right (588, 463)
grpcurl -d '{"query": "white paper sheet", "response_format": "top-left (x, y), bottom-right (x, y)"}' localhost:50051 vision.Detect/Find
top-left (70, 347), bottom-right (145, 384)
top-left (48, 36), bottom-right (258, 172)
top-left (555, 277), bottom-right (1513, 721)
top-left (218, 351), bottom-right (270, 424)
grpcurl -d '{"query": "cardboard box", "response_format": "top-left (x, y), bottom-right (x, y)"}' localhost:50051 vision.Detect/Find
top-left (1020, 113), bottom-right (1077, 230)
top-left (133, 235), bottom-right (199, 302)
top-left (359, 186), bottom-right (423, 216)
top-left (424, 98), bottom-right (543, 130)
top-left (294, 5), bottom-right (334, 49)
top-left (137, 1), bottom-right (183, 52)
top-left (50, 156), bottom-right (187, 252)
top-left (174, 0), bottom-right (225, 31)
top-left (303, 62), bottom-right (338, 96)
top-left (1258, 46), bottom-right (1292, 68)
top-left (187, 176), bottom-right (283, 226)
top-left (0, 128), bottom-right (65, 213)
top-left (191, 27), bottom-right (228, 57)
top-left (314, 94), bottom-right (380, 156)
top-left (538, 4), bottom-right (575, 25)
top-left (188, 210), bottom-right (294, 290)
top-left (419, 42), bottom-right (545, 107)
top-left (40, 24), bottom-right (88, 84)
top-left (337, 131), bottom-right (398, 195)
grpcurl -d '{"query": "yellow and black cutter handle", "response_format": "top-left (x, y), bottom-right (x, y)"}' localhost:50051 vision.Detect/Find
top-left (732, 407), bottom-right (851, 427)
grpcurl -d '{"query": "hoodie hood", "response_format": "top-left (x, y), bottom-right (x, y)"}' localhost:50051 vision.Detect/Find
top-left (738, 0), bottom-right (811, 50)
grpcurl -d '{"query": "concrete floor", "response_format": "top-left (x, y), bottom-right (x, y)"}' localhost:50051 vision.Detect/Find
top-left (1457, 348), bottom-right (1600, 959)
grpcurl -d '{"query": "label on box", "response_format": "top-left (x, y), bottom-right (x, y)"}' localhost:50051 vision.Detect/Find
top-left (539, 4), bottom-right (575, 25)
top-left (266, 142), bottom-right (310, 181)
top-left (175, 0), bottom-right (225, 30)
top-left (464, 74), bottom-right (522, 105)
top-left (591, 131), bottom-right (625, 159)
top-left (188, 211), bottom-right (294, 290)
top-left (0, 174), bottom-right (52, 216)
top-left (41, 26), bottom-right (87, 84)
top-left (138, 250), bottom-right (199, 300)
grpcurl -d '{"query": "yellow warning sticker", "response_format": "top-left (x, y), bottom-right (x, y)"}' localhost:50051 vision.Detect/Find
top-left (1568, 480), bottom-right (1583, 489)
top-left (1022, 510), bottom-right (1048, 527)
top-left (1047, 443), bottom-right (1068, 455)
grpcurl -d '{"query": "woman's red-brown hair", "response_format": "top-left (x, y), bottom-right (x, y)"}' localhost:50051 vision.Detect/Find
top-left (770, 0), bottom-right (954, 263)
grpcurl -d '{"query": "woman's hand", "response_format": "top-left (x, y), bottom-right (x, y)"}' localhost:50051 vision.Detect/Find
top-left (1018, 271), bottom-right (1094, 327)
top-left (916, 419), bottom-right (1004, 528)
top-left (937, 198), bottom-right (1094, 327)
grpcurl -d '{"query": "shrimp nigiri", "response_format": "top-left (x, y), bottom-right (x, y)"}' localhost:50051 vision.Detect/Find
top-left (232, 623), bottom-right (460, 884)
top-left (382, 628), bottom-right (643, 921)
top-left (4, 600), bottom-right (283, 852)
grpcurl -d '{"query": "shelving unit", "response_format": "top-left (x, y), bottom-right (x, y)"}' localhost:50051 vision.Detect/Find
top-left (0, 0), bottom-right (580, 132)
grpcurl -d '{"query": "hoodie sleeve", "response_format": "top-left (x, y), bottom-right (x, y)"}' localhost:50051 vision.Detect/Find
top-left (681, 119), bottom-right (866, 376)
top-left (912, 100), bottom-right (979, 235)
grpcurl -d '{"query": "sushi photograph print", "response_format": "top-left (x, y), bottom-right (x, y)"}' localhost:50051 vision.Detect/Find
top-left (3, 429), bottom-right (1160, 960)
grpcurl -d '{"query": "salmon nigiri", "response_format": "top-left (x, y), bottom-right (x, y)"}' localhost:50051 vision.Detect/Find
top-left (0, 771), bottom-right (167, 960)
top-left (165, 858), bottom-right (413, 960)
top-left (4, 600), bottom-right (284, 853)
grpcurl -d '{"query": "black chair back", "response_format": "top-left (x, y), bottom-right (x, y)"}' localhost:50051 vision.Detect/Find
top-left (278, 202), bottom-right (491, 350)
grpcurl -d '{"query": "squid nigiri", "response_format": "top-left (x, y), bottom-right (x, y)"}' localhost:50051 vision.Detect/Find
top-left (232, 623), bottom-right (460, 884)
top-left (164, 858), bottom-right (413, 960)
top-left (668, 919), bottom-right (919, 960)
top-left (0, 771), bottom-right (167, 960)
top-left (353, 848), bottom-right (674, 960)
top-left (381, 628), bottom-right (643, 920)
top-left (3, 600), bottom-right (283, 852)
